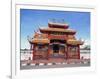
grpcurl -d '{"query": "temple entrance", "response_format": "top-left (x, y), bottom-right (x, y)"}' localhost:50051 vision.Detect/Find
top-left (50, 39), bottom-right (66, 58)
top-left (53, 44), bottom-right (59, 53)
top-left (52, 44), bottom-right (60, 57)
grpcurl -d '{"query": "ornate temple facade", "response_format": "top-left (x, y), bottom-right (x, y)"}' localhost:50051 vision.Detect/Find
top-left (29, 22), bottom-right (83, 60)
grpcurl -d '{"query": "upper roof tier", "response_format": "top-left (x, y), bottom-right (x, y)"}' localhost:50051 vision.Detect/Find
top-left (40, 27), bottom-right (76, 34)
top-left (48, 22), bottom-right (69, 29)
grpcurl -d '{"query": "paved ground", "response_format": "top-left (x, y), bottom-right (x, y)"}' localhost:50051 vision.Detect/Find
top-left (20, 58), bottom-right (90, 70)
top-left (20, 63), bottom-right (90, 70)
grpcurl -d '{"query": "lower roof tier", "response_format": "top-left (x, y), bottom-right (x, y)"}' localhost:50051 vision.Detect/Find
top-left (32, 38), bottom-right (50, 44)
top-left (30, 38), bottom-right (83, 45)
top-left (67, 39), bottom-right (84, 45)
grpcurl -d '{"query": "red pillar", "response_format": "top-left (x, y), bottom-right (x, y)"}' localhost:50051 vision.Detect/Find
top-left (48, 34), bottom-right (50, 40)
top-left (47, 34), bottom-right (50, 60)
top-left (33, 44), bottom-right (35, 60)
top-left (66, 45), bottom-right (68, 60)
top-left (77, 45), bottom-right (80, 59)
top-left (47, 45), bottom-right (50, 60)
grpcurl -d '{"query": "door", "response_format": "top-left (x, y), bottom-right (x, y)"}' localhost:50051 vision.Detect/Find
top-left (53, 44), bottom-right (59, 57)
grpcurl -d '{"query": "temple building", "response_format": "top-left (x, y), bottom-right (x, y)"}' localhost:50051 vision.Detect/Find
top-left (29, 22), bottom-right (83, 60)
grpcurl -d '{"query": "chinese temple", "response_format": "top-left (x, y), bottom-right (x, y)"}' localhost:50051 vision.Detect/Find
top-left (29, 22), bottom-right (83, 60)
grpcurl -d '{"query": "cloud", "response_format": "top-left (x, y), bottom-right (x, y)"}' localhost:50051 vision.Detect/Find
top-left (80, 39), bottom-right (90, 49)
top-left (21, 38), bottom-right (30, 49)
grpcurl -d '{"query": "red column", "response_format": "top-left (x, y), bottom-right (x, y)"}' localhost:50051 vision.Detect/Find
top-left (77, 45), bottom-right (80, 59)
top-left (47, 45), bottom-right (50, 60)
top-left (33, 44), bottom-right (35, 60)
top-left (47, 34), bottom-right (50, 60)
top-left (48, 34), bottom-right (50, 40)
top-left (66, 45), bottom-right (68, 60)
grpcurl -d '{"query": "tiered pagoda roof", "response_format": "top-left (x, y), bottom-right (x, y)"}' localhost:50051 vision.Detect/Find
top-left (40, 22), bottom-right (76, 34)
top-left (29, 22), bottom-right (83, 45)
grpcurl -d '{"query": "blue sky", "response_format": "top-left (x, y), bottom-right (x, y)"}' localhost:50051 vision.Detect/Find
top-left (20, 9), bottom-right (90, 49)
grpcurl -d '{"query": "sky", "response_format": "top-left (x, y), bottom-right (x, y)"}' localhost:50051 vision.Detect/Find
top-left (20, 9), bottom-right (90, 49)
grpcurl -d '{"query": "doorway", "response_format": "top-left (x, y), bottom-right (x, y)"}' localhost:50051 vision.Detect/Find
top-left (53, 44), bottom-right (59, 53)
